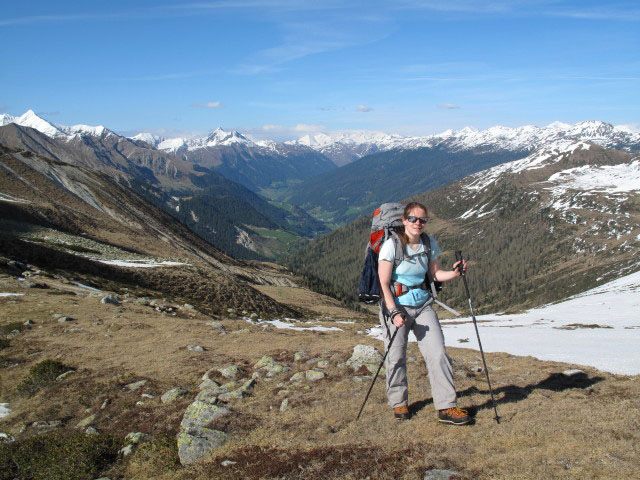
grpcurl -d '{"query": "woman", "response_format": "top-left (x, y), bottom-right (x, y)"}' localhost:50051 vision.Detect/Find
top-left (378, 201), bottom-right (470, 424)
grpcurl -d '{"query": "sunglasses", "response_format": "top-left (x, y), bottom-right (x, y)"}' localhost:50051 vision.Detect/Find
top-left (406, 216), bottom-right (428, 224)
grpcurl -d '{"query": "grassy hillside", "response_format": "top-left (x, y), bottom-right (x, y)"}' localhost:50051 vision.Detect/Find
top-left (285, 147), bottom-right (527, 226)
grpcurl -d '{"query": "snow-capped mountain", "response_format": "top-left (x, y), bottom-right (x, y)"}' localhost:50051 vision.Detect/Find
top-left (288, 121), bottom-right (640, 164)
top-left (0, 110), bottom-right (115, 140)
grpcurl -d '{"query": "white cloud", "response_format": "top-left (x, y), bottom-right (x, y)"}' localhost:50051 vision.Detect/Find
top-left (438, 103), bottom-right (461, 109)
top-left (357, 104), bottom-right (373, 112)
top-left (241, 123), bottom-right (326, 141)
top-left (191, 101), bottom-right (224, 108)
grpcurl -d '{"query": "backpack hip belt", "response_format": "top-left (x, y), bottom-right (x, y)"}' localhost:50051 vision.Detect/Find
top-left (392, 280), bottom-right (427, 297)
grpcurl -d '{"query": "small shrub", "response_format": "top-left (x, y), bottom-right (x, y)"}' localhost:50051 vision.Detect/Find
top-left (0, 322), bottom-right (22, 335)
top-left (17, 359), bottom-right (73, 397)
top-left (0, 431), bottom-right (119, 480)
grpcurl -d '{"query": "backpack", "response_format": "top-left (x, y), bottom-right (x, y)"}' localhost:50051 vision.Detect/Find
top-left (357, 203), bottom-right (459, 316)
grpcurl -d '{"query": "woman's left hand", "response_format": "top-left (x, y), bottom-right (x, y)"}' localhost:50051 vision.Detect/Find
top-left (452, 259), bottom-right (468, 276)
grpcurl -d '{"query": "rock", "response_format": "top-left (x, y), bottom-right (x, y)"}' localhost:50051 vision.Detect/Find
top-left (227, 308), bottom-right (236, 315)
top-left (119, 445), bottom-right (135, 456)
top-left (180, 401), bottom-right (231, 431)
top-left (352, 375), bottom-right (374, 383)
top-left (317, 361), bottom-right (330, 369)
top-left (199, 378), bottom-right (221, 391)
top-left (101, 295), bottom-right (120, 305)
top-left (249, 313), bottom-right (259, 319)
top-left (195, 389), bottom-right (218, 404)
top-left (206, 321), bottom-right (224, 330)
top-left (221, 460), bottom-right (237, 466)
top-left (187, 344), bottom-right (205, 352)
top-left (289, 372), bottom-right (306, 382)
top-left (56, 370), bottom-right (75, 381)
top-left (125, 379), bottom-right (148, 391)
top-left (254, 356), bottom-right (288, 377)
top-left (32, 420), bottom-right (62, 432)
top-left (183, 303), bottom-right (195, 310)
top-left (23, 320), bottom-right (34, 326)
top-left (218, 365), bottom-right (240, 379)
top-left (77, 414), bottom-right (97, 428)
top-left (177, 428), bottom-right (229, 465)
top-left (306, 370), bottom-right (325, 381)
top-left (279, 398), bottom-right (289, 412)
top-left (57, 316), bottom-right (75, 323)
top-left (125, 432), bottom-right (149, 444)
top-left (347, 345), bottom-right (382, 370)
top-left (85, 426), bottom-right (99, 435)
top-left (100, 399), bottom-right (111, 410)
top-left (563, 369), bottom-right (586, 376)
top-left (162, 387), bottom-right (189, 404)
top-left (294, 351), bottom-right (307, 361)
top-left (141, 393), bottom-right (155, 399)
top-left (231, 329), bottom-right (250, 334)
top-left (424, 469), bottom-right (463, 480)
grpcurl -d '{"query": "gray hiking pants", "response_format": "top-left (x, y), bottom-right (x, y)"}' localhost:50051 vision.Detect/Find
top-left (379, 301), bottom-right (457, 410)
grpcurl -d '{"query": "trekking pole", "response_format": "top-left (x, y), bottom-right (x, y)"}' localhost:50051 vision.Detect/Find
top-left (455, 251), bottom-right (500, 424)
top-left (355, 326), bottom-right (399, 421)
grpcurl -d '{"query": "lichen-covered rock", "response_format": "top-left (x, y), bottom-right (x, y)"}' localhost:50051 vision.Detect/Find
top-left (76, 413), bottom-right (97, 428)
top-left (294, 351), bottom-right (307, 362)
top-left (254, 356), bottom-right (288, 377)
top-left (195, 389), bottom-right (218, 404)
top-left (180, 401), bottom-right (231, 431)
top-left (125, 379), bottom-right (148, 391)
top-left (177, 428), bottom-right (229, 465)
top-left (289, 372), bottom-right (305, 382)
top-left (162, 387), bottom-right (189, 404)
top-left (125, 432), bottom-right (149, 444)
top-left (187, 344), bottom-right (205, 352)
top-left (306, 370), bottom-right (325, 381)
top-left (347, 345), bottom-right (383, 369)
top-left (218, 365), bottom-right (240, 379)
top-left (317, 361), bottom-right (330, 369)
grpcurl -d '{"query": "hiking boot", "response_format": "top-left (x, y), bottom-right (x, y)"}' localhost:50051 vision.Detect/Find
top-left (393, 405), bottom-right (411, 420)
top-left (438, 407), bottom-right (470, 425)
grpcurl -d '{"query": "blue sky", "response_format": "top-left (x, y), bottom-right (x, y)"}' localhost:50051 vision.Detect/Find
top-left (1, 1), bottom-right (639, 140)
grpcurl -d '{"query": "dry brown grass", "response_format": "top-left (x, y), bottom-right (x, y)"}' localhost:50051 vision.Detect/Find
top-left (1, 271), bottom-right (639, 480)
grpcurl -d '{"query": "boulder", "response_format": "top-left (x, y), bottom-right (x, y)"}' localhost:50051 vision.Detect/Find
top-left (76, 413), bottom-right (97, 428)
top-left (218, 365), bottom-right (240, 379)
top-left (424, 469), bottom-right (464, 480)
top-left (177, 428), bottom-right (229, 465)
top-left (101, 295), bottom-right (120, 305)
top-left (187, 344), bottom-right (205, 352)
top-left (125, 379), bottom-right (148, 391)
top-left (305, 370), bottom-right (325, 381)
top-left (162, 387), bottom-right (189, 404)
top-left (180, 401), bottom-right (231, 431)
top-left (347, 345), bottom-right (383, 369)
top-left (254, 356), bottom-right (288, 377)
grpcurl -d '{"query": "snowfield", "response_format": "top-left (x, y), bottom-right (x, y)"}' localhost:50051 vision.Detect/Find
top-left (369, 271), bottom-right (640, 375)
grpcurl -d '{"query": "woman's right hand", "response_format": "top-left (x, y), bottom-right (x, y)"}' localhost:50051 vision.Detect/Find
top-left (393, 314), bottom-right (405, 328)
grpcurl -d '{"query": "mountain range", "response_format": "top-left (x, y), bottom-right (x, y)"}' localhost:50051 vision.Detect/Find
top-left (3, 109), bottom-right (640, 259)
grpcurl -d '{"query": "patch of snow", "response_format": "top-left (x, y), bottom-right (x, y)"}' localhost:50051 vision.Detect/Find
top-left (0, 404), bottom-right (11, 419)
top-left (97, 260), bottom-right (188, 268)
top-left (263, 319), bottom-right (343, 332)
top-left (0, 293), bottom-right (24, 297)
top-left (74, 282), bottom-right (101, 292)
top-left (0, 193), bottom-right (29, 203)
top-left (547, 160), bottom-right (640, 194)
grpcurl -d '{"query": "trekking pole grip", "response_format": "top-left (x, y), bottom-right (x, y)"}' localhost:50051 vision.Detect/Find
top-left (455, 250), bottom-right (464, 276)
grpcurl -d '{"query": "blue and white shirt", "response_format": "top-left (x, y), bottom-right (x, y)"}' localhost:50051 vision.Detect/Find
top-left (379, 236), bottom-right (441, 307)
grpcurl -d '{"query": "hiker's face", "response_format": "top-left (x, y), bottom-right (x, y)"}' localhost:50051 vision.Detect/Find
top-left (403, 207), bottom-right (427, 236)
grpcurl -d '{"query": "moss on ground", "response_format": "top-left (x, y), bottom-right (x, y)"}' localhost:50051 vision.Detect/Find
top-left (17, 359), bottom-right (74, 397)
top-left (0, 431), bottom-right (119, 480)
